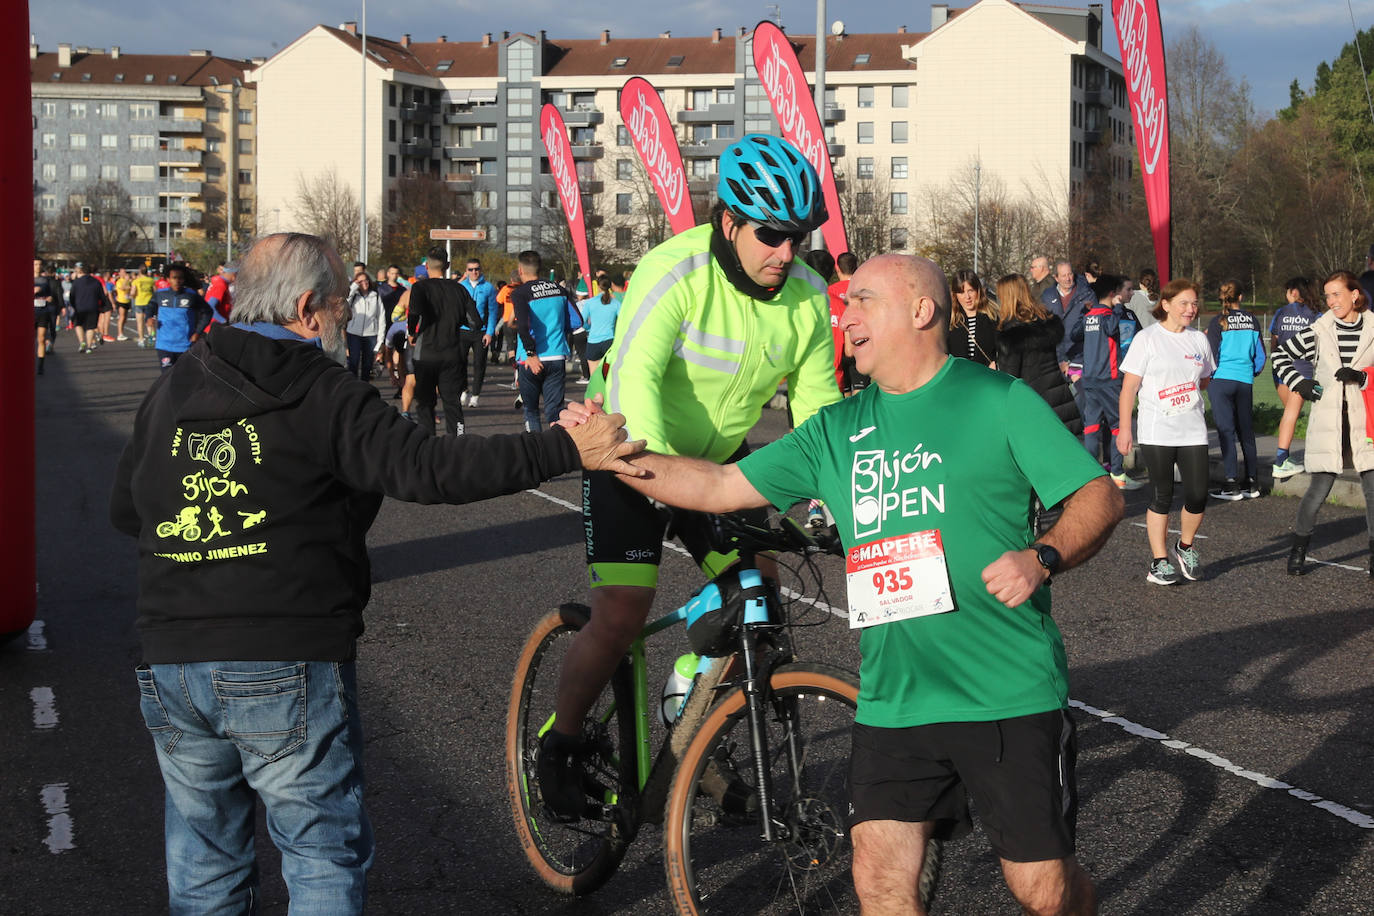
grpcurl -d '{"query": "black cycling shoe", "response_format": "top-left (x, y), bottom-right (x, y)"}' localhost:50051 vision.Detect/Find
top-left (536, 731), bottom-right (589, 822)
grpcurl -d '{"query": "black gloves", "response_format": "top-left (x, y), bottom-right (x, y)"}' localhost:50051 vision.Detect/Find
top-left (1293, 378), bottom-right (1322, 401)
top-left (1334, 366), bottom-right (1366, 385)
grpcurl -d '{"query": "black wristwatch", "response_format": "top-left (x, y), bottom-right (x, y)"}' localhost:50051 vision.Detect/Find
top-left (1032, 543), bottom-right (1061, 585)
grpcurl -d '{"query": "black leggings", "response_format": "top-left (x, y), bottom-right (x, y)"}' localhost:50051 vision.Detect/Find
top-left (1140, 443), bottom-right (1209, 515)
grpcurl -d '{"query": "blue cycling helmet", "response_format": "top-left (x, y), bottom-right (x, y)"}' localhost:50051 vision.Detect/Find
top-left (717, 134), bottom-right (827, 232)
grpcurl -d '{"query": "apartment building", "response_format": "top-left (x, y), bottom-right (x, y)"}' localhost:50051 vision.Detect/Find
top-left (31, 41), bottom-right (257, 261)
top-left (252, 0), bottom-right (1133, 259)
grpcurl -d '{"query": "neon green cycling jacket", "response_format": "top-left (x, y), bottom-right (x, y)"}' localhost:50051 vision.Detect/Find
top-left (593, 224), bottom-right (841, 462)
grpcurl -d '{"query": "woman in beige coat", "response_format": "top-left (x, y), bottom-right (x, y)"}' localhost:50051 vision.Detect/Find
top-left (1271, 270), bottom-right (1374, 576)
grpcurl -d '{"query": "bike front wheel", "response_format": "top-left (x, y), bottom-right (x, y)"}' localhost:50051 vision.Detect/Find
top-left (505, 604), bottom-right (637, 896)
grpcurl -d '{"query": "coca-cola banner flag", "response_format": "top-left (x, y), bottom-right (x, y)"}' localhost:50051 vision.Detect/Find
top-left (620, 77), bottom-right (696, 235)
top-left (1113, 0), bottom-right (1171, 280)
top-left (540, 104), bottom-right (593, 295)
top-left (751, 21), bottom-right (849, 255)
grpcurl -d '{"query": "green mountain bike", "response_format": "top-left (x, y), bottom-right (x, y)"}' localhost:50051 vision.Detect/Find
top-left (505, 513), bottom-right (942, 914)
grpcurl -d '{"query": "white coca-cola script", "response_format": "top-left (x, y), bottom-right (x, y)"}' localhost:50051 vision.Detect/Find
top-left (543, 121), bottom-right (580, 221)
top-left (755, 33), bottom-right (830, 182)
top-left (625, 88), bottom-right (686, 217)
top-left (1115, 0), bottom-right (1167, 175)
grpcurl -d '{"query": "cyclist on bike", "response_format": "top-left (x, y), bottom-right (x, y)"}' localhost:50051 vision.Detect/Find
top-left (538, 134), bottom-right (842, 820)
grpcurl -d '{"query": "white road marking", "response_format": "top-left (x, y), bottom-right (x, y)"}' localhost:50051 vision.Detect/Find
top-left (1130, 521), bottom-right (1367, 571)
top-left (40, 783), bottom-right (75, 853)
top-left (533, 485), bottom-right (1372, 829)
top-left (1071, 700), bottom-right (1374, 829)
top-left (27, 620), bottom-right (48, 651)
top-left (30, 687), bottom-right (59, 729)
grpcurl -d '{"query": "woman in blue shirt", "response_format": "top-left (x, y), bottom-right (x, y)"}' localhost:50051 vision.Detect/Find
top-left (583, 274), bottom-right (621, 381)
top-left (1205, 280), bottom-right (1267, 500)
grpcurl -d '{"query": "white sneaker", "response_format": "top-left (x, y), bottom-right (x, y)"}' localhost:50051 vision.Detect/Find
top-left (459, 392), bottom-right (470, 407)
top-left (467, 395), bottom-right (479, 408)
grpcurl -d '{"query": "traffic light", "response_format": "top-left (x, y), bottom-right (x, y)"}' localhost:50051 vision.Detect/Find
top-left (80, 206), bottom-right (92, 225)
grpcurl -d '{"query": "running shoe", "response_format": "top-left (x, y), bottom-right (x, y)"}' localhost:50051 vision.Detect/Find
top-left (1209, 481), bottom-right (1243, 501)
top-left (577, 377), bottom-right (591, 386)
top-left (101, 334), bottom-right (115, 343)
top-left (1111, 472), bottom-right (1145, 491)
top-left (806, 500), bottom-right (827, 530)
top-left (467, 395), bottom-right (479, 408)
top-left (514, 396), bottom-right (523, 410)
top-left (1241, 480), bottom-right (1261, 499)
top-left (1147, 558), bottom-right (1180, 585)
top-left (1272, 458), bottom-right (1304, 479)
top-left (116, 335), bottom-right (129, 341)
top-left (1172, 539), bottom-right (1202, 581)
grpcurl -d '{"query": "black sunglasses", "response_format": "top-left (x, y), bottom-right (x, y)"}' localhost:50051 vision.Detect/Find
top-left (750, 224), bottom-right (808, 249)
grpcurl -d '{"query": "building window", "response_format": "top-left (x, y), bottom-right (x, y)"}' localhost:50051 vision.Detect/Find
top-left (616, 125), bottom-right (630, 146)
top-left (891, 85), bottom-right (909, 108)
top-left (616, 193), bottom-right (632, 214)
top-left (717, 88), bottom-right (735, 104)
top-left (824, 87), bottom-right (837, 109)
top-left (69, 102), bottom-right (87, 118)
top-left (857, 122), bottom-right (873, 144)
top-left (42, 163), bottom-right (57, 181)
top-left (388, 154), bottom-right (396, 177)
top-left (616, 159), bottom-right (633, 180)
top-left (206, 167), bottom-right (222, 182)
top-left (508, 39), bottom-right (535, 82)
top-left (238, 169), bottom-right (252, 185)
top-left (616, 227), bottom-right (633, 248)
top-left (100, 133), bottom-right (118, 149)
top-left (206, 138), bottom-right (220, 153)
top-left (857, 158), bottom-right (874, 180)
top-left (691, 89), bottom-right (711, 110)
top-left (507, 119), bottom-right (532, 152)
top-left (691, 158), bottom-right (711, 179)
top-left (571, 126), bottom-right (596, 146)
top-left (389, 120), bottom-right (397, 142)
top-left (129, 103), bottom-right (154, 120)
top-left (129, 164), bottom-right (154, 181)
top-left (891, 156), bottom-right (908, 179)
top-left (856, 191), bottom-right (873, 212)
top-left (237, 138), bottom-right (253, 155)
top-left (507, 156), bottom-right (532, 185)
top-left (97, 102), bottom-right (119, 118)
top-left (41, 194), bottom-right (57, 211)
top-left (237, 109), bottom-right (252, 124)
top-left (507, 86), bottom-right (533, 119)
top-left (476, 190), bottom-right (497, 208)
top-left (692, 124), bottom-right (712, 143)
top-left (388, 84), bottom-right (396, 106)
top-left (130, 134), bottom-right (155, 150)
top-left (890, 227), bottom-right (908, 249)
top-left (507, 193), bottom-right (532, 221)
top-left (70, 133), bottom-right (87, 149)
top-left (70, 163), bottom-right (88, 179)
top-left (858, 86), bottom-right (874, 109)
top-left (240, 200), bottom-right (252, 215)
top-left (890, 192), bottom-right (908, 215)
top-left (717, 122), bottom-right (736, 139)
top-left (891, 122), bottom-right (908, 143)
top-left (41, 132), bottom-right (57, 148)
top-left (41, 101), bottom-right (57, 118)
top-left (131, 196), bottom-right (154, 211)
top-left (478, 159), bottom-right (496, 175)
top-left (101, 164), bottom-right (118, 180)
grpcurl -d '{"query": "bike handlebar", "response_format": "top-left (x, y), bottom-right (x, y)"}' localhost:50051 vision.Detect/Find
top-left (709, 512), bottom-right (844, 559)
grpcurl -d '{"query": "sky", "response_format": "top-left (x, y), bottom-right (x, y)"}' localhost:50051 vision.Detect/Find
top-left (26, 0), bottom-right (1374, 117)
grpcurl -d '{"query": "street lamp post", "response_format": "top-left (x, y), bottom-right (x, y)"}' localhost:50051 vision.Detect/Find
top-left (359, 0), bottom-right (369, 265)
top-left (158, 135), bottom-right (171, 262)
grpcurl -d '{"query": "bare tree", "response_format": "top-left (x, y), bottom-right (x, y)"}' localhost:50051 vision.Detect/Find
top-left (604, 154), bottom-right (674, 261)
top-left (50, 181), bottom-right (148, 267)
top-left (835, 158), bottom-right (910, 261)
top-left (291, 168), bottom-right (378, 262)
top-left (378, 172), bottom-right (474, 269)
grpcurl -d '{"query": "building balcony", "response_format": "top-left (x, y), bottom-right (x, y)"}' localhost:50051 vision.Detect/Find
top-left (1082, 126), bottom-right (1103, 144)
top-left (679, 137), bottom-right (732, 158)
top-left (569, 142), bottom-right (604, 159)
top-left (444, 139), bottom-right (502, 159)
top-left (158, 180), bottom-right (203, 194)
top-left (677, 103), bottom-right (737, 124)
top-left (561, 107), bottom-right (604, 126)
top-left (401, 139), bottom-right (440, 157)
top-left (824, 105), bottom-right (846, 123)
top-left (827, 142), bottom-right (845, 159)
top-left (687, 176), bottom-right (714, 194)
top-left (579, 178), bottom-right (604, 194)
top-left (584, 213), bottom-right (604, 229)
top-left (444, 171), bottom-right (475, 183)
top-left (157, 206), bottom-right (202, 225)
top-left (400, 104), bottom-right (434, 122)
top-left (1083, 86), bottom-right (1107, 108)
top-left (160, 148), bottom-right (203, 166)
top-left (158, 117), bottom-right (203, 133)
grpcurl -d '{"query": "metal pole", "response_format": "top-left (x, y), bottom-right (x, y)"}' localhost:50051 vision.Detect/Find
top-left (226, 88), bottom-right (235, 263)
top-left (163, 137), bottom-right (171, 262)
top-left (811, 0), bottom-right (827, 252)
top-left (359, 0), bottom-right (368, 265)
top-left (973, 160), bottom-right (981, 276)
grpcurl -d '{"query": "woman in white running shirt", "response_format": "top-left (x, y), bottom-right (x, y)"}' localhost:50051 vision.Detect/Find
top-left (1117, 279), bottom-right (1217, 585)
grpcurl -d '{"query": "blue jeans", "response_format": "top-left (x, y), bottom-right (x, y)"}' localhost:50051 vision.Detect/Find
top-left (518, 357), bottom-right (566, 431)
top-left (1209, 377), bottom-right (1257, 483)
top-left (136, 661), bottom-right (373, 915)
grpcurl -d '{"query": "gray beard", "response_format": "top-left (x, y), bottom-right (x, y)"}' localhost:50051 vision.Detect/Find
top-left (322, 322), bottom-right (348, 366)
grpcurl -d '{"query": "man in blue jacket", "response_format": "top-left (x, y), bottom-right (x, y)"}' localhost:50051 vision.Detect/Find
top-left (459, 257), bottom-right (498, 407)
top-left (1072, 275), bottom-right (1143, 490)
top-left (149, 265), bottom-right (212, 371)
top-left (512, 249), bottom-right (580, 431)
top-left (1041, 260), bottom-right (1096, 383)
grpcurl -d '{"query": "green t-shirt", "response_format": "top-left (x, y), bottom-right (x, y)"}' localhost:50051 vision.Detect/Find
top-left (737, 357), bottom-right (1104, 728)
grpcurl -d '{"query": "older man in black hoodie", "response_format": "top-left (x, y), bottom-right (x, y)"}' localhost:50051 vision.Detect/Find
top-left (110, 232), bottom-right (641, 915)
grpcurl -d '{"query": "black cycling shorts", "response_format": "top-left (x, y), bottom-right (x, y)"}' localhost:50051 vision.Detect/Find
top-left (847, 708), bottom-right (1079, 863)
top-left (583, 441), bottom-right (768, 589)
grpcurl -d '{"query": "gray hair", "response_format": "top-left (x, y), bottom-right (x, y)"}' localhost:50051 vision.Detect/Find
top-left (1053, 259), bottom-right (1074, 273)
top-left (232, 232), bottom-right (344, 326)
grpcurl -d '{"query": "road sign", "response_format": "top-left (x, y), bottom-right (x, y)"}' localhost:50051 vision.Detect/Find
top-left (429, 228), bottom-right (487, 241)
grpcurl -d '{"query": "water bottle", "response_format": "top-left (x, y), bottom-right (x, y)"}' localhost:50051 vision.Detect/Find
top-left (659, 653), bottom-right (700, 726)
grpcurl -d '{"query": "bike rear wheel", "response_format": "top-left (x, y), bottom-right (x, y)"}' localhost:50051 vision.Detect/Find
top-left (663, 662), bottom-right (942, 914)
top-left (505, 604), bottom-right (638, 895)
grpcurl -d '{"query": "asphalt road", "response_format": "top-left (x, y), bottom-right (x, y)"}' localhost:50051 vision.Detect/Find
top-left (3, 335), bottom-right (1372, 915)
